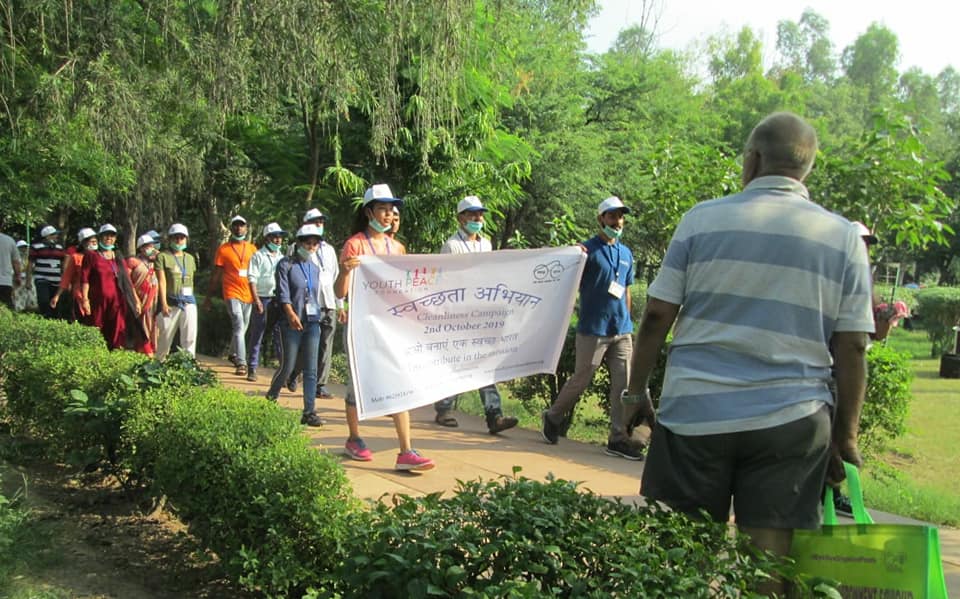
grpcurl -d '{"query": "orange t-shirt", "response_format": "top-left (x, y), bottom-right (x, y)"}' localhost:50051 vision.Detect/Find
top-left (214, 241), bottom-right (256, 302)
top-left (59, 248), bottom-right (85, 293)
top-left (341, 231), bottom-right (406, 260)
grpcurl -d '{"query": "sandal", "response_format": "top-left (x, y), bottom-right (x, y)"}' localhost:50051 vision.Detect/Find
top-left (434, 412), bottom-right (459, 427)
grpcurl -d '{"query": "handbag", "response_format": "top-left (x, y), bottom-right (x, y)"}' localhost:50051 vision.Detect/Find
top-left (790, 462), bottom-right (949, 598)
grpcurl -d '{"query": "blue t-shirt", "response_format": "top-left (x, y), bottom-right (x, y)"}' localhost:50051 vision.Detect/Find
top-left (576, 235), bottom-right (634, 337)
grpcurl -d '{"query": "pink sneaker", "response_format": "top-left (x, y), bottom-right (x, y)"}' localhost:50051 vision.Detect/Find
top-left (395, 449), bottom-right (435, 472)
top-left (344, 437), bottom-right (373, 461)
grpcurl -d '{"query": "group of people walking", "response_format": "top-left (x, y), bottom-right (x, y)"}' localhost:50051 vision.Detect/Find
top-left (5, 223), bottom-right (198, 360)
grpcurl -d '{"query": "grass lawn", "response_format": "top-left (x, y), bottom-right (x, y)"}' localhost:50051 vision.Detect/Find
top-left (862, 325), bottom-right (960, 525)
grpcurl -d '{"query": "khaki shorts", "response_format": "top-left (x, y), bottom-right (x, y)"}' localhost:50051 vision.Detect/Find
top-left (640, 405), bottom-right (831, 530)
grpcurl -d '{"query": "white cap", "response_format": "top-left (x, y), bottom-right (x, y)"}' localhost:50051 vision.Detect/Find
top-left (303, 208), bottom-right (325, 223)
top-left (16, 240), bottom-right (27, 248)
top-left (77, 227), bottom-right (97, 242)
top-left (229, 215), bottom-right (247, 225)
top-left (362, 183), bottom-right (404, 207)
top-left (597, 196), bottom-right (631, 216)
top-left (168, 223), bottom-right (189, 237)
top-left (296, 224), bottom-right (323, 239)
top-left (262, 222), bottom-right (286, 237)
top-left (457, 195), bottom-right (487, 213)
top-left (136, 234), bottom-right (155, 249)
top-left (99, 223), bottom-right (118, 234)
top-left (851, 221), bottom-right (878, 244)
top-left (40, 225), bottom-right (59, 238)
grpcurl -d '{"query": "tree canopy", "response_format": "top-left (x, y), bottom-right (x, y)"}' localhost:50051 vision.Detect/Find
top-left (1, 2), bottom-right (956, 276)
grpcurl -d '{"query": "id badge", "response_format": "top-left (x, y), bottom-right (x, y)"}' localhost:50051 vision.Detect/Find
top-left (181, 286), bottom-right (194, 297)
top-left (607, 281), bottom-right (625, 299)
top-left (305, 300), bottom-right (320, 322)
top-left (238, 268), bottom-right (248, 277)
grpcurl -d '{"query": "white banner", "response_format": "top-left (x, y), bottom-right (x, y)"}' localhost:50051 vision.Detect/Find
top-left (347, 246), bottom-right (585, 419)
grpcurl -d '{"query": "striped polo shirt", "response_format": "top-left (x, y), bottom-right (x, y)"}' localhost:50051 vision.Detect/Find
top-left (29, 242), bottom-right (65, 284)
top-left (649, 176), bottom-right (875, 435)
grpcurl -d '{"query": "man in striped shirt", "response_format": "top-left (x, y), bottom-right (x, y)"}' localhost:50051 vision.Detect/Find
top-left (626, 112), bottom-right (874, 593)
top-left (29, 225), bottom-right (66, 319)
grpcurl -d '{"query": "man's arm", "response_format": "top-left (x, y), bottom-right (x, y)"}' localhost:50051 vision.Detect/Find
top-left (626, 297), bottom-right (681, 421)
top-left (828, 331), bottom-right (869, 484)
top-left (628, 297), bottom-right (679, 392)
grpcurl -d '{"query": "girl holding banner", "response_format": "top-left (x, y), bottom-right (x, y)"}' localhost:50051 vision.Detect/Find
top-left (334, 184), bottom-right (435, 472)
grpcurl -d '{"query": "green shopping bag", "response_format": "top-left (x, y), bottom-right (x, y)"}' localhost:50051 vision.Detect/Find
top-left (790, 462), bottom-right (949, 598)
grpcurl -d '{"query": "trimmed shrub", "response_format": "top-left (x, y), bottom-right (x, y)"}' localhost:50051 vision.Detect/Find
top-left (0, 307), bottom-right (105, 359)
top-left (0, 344), bottom-right (148, 466)
top-left (860, 343), bottom-right (914, 455)
top-left (329, 476), bottom-right (796, 598)
top-left (124, 386), bottom-right (360, 597)
top-left (915, 286), bottom-right (960, 356)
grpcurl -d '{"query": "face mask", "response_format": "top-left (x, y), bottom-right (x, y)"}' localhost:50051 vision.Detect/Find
top-left (316, 225), bottom-right (325, 237)
top-left (266, 242), bottom-right (281, 252)
top-left (231, 234), bottom-right (246, 241)
top-left (172, 243), bottom-right (187, 251)
top-left (296, 246), bottom-right (315, 260)
top-left (602, 225), bottom-right (622, 240)
top-left (85, 241), bottom-right (98, 251)
top-left (369, 219), bottom-right (392, 234)
top-left (464, 221), bottom-right (483, 235)
top-left (144, 248), bottom-right (158, 258)
top-left (100, 243), bottom-right (115, 251)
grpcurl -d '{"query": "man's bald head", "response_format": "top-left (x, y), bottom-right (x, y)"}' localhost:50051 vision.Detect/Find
top-left (743, 112), bottom-right (818, 184)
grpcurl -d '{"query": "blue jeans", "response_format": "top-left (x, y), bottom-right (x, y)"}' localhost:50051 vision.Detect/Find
top-left (226, 298), bottom-right (253, 363)
top-left (289, 308), bottom-right (336, 391)
top-left (435, 384), bottom-right (503, 418)
top-left (246, 296), bottom-right (282, 369)
top-left (268, 319), bottom-right (320, 415)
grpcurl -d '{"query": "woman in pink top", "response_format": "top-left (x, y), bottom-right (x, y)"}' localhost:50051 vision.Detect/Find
top-left (334, 184), bottom-right (434, 472)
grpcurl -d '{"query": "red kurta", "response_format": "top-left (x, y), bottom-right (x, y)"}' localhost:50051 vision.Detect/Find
top-left (81, 251), bottom-right (126, 350)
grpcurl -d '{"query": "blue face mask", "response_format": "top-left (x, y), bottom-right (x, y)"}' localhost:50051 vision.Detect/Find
top-left (266, 242), bottom-right (281, 252)
top-left (172, 242), bottom-right (187, 251)
top-left (603, 225), bottom-right (623, 240)
top-left (296, 246), bottom-right (315, 261)
top-left (369, 219), bottom-right (392, 234)
top-left (316, 225), bottom-right (325, 238)
top-left (464, 221), bottom-right (483, 234)
top-left (231, 234), bottom-right (246, 241)
top-left (100, 243), bottom-right (115, 251)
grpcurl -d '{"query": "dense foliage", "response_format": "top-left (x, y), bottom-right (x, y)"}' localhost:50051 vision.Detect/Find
top-left (0, 2), bottom-right (954, 276)
top-left (915, 286), bottom-right (960, 356)
top-left (860, 343), bottom-right (914, 454)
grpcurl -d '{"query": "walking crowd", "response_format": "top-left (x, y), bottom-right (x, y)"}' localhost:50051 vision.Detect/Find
top-left (0, 112), bottom-right (898, 588)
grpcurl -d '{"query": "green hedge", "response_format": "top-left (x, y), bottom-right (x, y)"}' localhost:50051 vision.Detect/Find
top-left (0, 307), bottom-right (821, 597)
top-left (860, 343), bottom-right (914, 455)
top-left (0, 341), bottom-right (148, 466)
top-left (915, 286), bottom-right (960, 356)
top-left (124, 386), bottom-right (360, 595)
top-left (329, 476), bottom-right (785, 598)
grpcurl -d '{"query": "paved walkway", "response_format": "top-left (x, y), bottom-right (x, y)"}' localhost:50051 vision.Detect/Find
top-left (200, 355), bottom-right (959, 596)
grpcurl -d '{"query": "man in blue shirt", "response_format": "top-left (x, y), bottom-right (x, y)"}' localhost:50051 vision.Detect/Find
top-left (541, 196), bottom-right (643, 460)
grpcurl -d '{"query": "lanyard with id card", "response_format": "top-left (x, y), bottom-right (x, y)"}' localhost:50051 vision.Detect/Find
top-left (300, 262), bottom-right (320, 322)
top-left (604, 242), bottom-right (626, 298)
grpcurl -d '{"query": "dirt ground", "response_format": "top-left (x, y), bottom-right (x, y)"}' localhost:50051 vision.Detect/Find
top-left (1, 448), bottom-right (250, 599)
